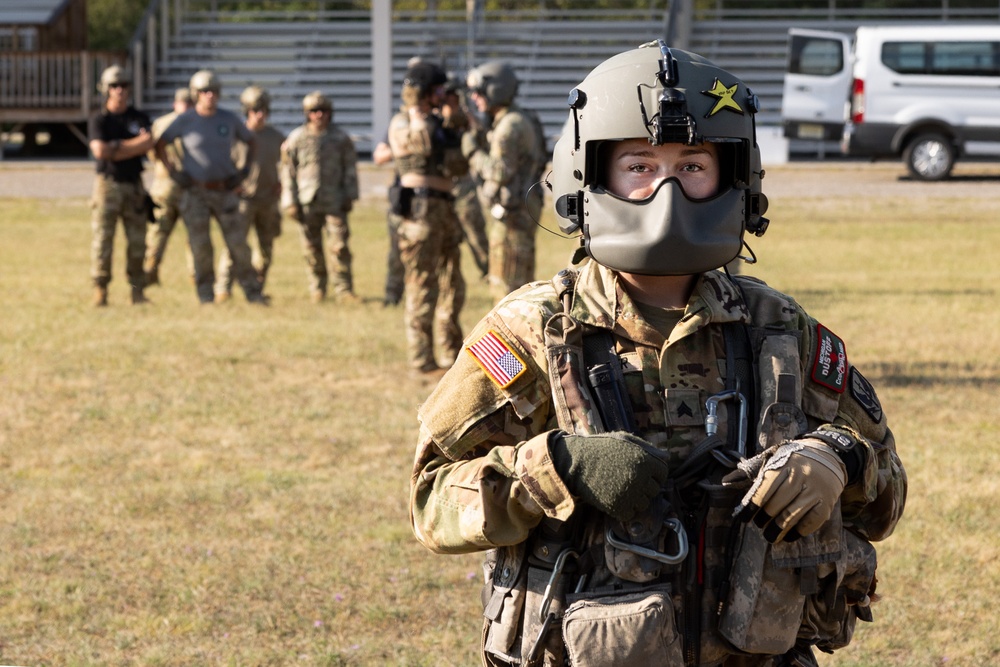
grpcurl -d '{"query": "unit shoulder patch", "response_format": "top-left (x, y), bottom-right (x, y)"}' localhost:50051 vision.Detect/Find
top-left (849, 367), bottom-right (883, 424)
top-left (466, 329), bottom-right (527, 389)
top-left (811, 323), bottom-right (847, 393)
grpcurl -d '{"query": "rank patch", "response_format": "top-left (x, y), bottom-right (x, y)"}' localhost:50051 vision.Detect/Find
top-left (467, 330), bottom-right (526, 389)
top-left (702, 78), bottom-right (743, 116)
top-left (811, 324), bottom-right (847, 393)
top-left (850, 367), bottom-right (883, 423)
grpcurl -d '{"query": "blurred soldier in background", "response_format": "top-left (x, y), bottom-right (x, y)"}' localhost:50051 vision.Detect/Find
top-left (387, 61), bottom-right (468, 376)
top-left (215, 85), bottom-right (286, 301)
top-left (281, 91), bottom-right (359, 303)
top-left (155, 69), bottom-right (267, 305)
top-left (87, 65), bottom-right (154, 307)
top-left (444, 73), bottom-right (490, 278)
top-left (372, 130), bottom-right (405, 307)
top-left (465, 61), bottom-right (547, 303)
top-left (143, 87), bottom-right (193, 288)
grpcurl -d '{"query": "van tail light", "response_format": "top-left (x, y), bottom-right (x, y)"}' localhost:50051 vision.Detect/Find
top-left (851, 78), bottom-right (865, 124)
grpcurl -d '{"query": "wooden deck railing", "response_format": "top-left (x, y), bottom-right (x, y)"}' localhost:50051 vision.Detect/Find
top-left (0, 51), bottom-right (126, 123)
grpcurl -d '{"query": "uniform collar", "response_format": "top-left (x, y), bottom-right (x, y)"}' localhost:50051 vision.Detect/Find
top-left (569, 259), bottom-right (751, 347)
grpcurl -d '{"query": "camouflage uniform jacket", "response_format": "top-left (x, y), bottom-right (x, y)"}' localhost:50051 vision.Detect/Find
top-left (466, 104), bottom-right (546, 213)
top-left (410, 258), bottom-right (906, 663)
top-left (237, 124), bottom-right (284, 203)
top-left (280, 123), bottom-right (358, 213)
top-left (388, 108), bottom-right (467, 181)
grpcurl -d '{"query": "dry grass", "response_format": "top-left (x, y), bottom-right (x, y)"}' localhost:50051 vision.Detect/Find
top-left (1, 162), bottom-right (999, 666)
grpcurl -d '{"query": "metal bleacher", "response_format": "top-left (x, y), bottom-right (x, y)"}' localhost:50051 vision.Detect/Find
top-left (140, 5), bottom-right (675, 154)
top-left (134, 1), bottom-right (1000, 156)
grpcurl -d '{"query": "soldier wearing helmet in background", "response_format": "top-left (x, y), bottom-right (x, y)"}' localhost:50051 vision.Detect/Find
top-left (387, 61), bottom-right (469, 376)
top-left (280, 91), bottom-right (359, 303)
top-left (215, 85), bottom-right (286, 300)
top-left (86, 64), bottom-right (154, 307)
top-left (410, 42), bottom-right (906, 666)
top-left (444, 72), bottom-right (490, 278)
top-left (464, 60), bottom-right (547, 304)
top-left (154, 69), bottom-right (266, 305)
top-left (143, 87), bottom-right (194, 288)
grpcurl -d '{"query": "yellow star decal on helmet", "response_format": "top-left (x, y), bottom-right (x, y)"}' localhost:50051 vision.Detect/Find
top-left (702, 78), bottom-right (743, 116)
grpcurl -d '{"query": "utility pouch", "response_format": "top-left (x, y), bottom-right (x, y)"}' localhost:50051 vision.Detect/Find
top-left (388, 184), bottom-right (413, 217)
top-left (482, 544), bottom-right (529, 662)
top-left (562, 586), bottom-right (681, 667)
top-left (719, 508), bottom-right (845, 655)
top-left (802, 530), bottom-right (878, 653)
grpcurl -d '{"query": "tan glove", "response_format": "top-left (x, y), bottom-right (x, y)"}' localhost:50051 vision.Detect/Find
top-left (734, 438), bottom-right (847, 543)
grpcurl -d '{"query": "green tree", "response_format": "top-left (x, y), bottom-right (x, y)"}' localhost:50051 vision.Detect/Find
top-left (89, 0), bottom-right (150, 50)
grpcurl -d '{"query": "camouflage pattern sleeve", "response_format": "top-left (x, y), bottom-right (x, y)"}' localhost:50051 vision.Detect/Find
top-left (340, 131), bottom-right (359, 203)
top-left (409, 285), bottom-right (578, 554)
top-left (477, 108), bottom-right (537, 208)
top-left (279, 127), bottom-right (302, 210)
top-left (737, 276), bottom-right (906, 543)
top-left (800, 320), bottom-right (907, 542)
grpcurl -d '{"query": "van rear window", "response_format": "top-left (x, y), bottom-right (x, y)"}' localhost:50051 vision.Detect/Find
top-left (789, 35), bottom-right (844, 76)
top-left (882, 41), bottom-right (1000, 76)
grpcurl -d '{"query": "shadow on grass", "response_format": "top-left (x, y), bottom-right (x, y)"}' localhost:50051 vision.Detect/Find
top-left (864, 360), bottom-right (1000, 388)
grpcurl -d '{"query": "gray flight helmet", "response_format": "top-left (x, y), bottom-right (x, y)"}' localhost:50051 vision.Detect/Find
top-left (548, 40), bottom-right (769, 276)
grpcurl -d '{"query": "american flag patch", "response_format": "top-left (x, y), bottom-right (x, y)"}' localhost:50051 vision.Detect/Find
top-left (466, 330), bottom-right (526, 388)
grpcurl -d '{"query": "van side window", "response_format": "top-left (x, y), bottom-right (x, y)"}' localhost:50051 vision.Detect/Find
top-left (789, 35), bottom-right (844, 76)
top-left (882, 41), bottom-right (1000, 77)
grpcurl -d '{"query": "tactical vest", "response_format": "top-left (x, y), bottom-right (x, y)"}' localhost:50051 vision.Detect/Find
top-left (480, 269), bottom-right (877, 667)
top-left (393, 111), bottom-right (464, 181)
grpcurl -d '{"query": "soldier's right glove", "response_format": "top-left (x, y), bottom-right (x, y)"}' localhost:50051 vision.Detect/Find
top-left (730, 438), bottom-right (847, 543)
top-left (549, 431), bottom-right (670, 522)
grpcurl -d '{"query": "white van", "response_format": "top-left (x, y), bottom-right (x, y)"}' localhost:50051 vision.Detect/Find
top-left (782, 25), bottom-right (1000, 180)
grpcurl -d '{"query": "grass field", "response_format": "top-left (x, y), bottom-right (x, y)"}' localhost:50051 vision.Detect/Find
top-left (1, 163), bottom-right (999, 666)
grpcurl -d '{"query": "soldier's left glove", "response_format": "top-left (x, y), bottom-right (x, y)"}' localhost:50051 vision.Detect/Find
top-left (731, 439), bottom-right (846, 544)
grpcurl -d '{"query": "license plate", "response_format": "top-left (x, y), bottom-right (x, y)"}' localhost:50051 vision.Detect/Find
top-left (798, 123), bottom-right (824, 140)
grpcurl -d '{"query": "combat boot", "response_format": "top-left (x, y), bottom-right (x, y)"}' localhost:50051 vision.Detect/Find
top-left (144, 267), bottom-right (159, 287)
top-left (214, 291), bottom-right (231, 304)
top-left (130, 286), bottom-right (149, 305)
top-left (92, 286), bottom-right (108, 307)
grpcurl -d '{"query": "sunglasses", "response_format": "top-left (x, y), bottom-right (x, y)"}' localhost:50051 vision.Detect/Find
top-left (109, 83), bottom-right (129, 90)
top-left (197, 88), bottom-right (219, 95)
top-left (307, 108), bottom-right (330, 114)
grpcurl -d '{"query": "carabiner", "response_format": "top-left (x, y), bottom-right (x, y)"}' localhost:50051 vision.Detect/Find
top-left (604, 517), bottom-right (689, 565)
top-left (705, 389), bottom-right (748, 457)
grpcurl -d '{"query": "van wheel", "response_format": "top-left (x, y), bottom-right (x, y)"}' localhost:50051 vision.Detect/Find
top-left (903, 133), bottom-right (955, 181)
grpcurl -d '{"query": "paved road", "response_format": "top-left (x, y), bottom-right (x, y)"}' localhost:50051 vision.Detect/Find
top-left (1, 157), bottom-right (998, 201)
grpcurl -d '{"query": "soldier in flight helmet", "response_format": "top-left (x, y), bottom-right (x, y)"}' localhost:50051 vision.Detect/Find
top-left (409, 40), bottom-right (905, 667)
top-left (548, 40), bottom-right (770, 276)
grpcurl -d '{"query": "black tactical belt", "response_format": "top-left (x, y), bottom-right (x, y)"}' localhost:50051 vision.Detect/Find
top-left (411, 187), bottom-right (454, 201)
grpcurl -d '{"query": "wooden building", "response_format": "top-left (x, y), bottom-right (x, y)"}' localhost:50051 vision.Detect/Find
top-left (1, 0), bottom-right (125, 153)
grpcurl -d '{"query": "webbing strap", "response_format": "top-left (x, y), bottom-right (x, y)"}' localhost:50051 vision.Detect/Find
top-left (723, 321), bottom-right (757, 457)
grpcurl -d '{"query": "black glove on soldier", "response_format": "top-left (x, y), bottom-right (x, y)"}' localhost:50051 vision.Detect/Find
top-left (549, 431), bottom-right (671, 522)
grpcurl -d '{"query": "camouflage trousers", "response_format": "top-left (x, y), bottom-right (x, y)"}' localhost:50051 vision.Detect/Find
top-left (217, 196), bottom-right (282, 296)
top-left (453, 175), bottom-right (489, 277)
top-left (297, 206), bottom-right (353, 296)
top-left (90, 176), bottom-right (147, 289)
top-left (384, 210), bottom-right (404, 303)
top-left (398, 195), bottom-right (466, 371)
top-left (144, 179), bottom-right (192, 279)
top-left (179, 187), bottom-right (262, 303)
top-left (487, 200), bottom-right (541, 304)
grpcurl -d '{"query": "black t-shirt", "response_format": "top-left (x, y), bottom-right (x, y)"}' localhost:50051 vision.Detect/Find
top-left (88, 106), bottom-right (152, 182)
